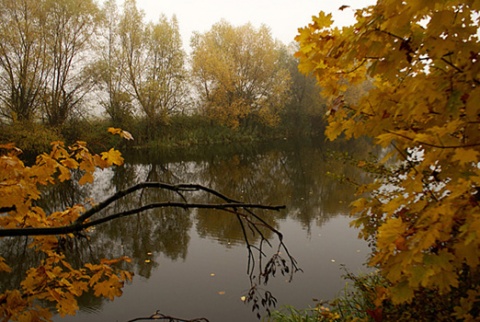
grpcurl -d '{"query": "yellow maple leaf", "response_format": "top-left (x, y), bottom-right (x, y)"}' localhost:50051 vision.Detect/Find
top-left (0, 257), bottom-right (11, 273)
top-left (325, 121), bottom-right (344, 141)
top-left (452, 149), bottom-right (479, 166)
top-left (60, 157), bottom-right (79, 169)
top-left (311, 11), bottom-right (333, 30)
top-left (377, 217), bottom-right (408, 249)
top-left (101, 148), bottom-right (124, 166)
top-left (390, 280), bottom-right (414, 304)
top-left (93, 278), bottom-right (123, 300)
top-left (107, 127), bottom-right (121, 135)
top-left (56, 293), bottom-right (79, 317)
top-left (78, 172), bottom-right (94, 185)
top-left (71, 281), bottom-right (89, 296)
top-left (57, 165), bottom-right (71, 182)
top-left (48, 289), bottom-right (62, 302)
top-left (108, 127), bottom-right (134, 140)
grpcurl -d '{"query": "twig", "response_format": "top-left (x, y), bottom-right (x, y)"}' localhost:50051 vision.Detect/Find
top-left (385, 130), bottom-right (480, 149)
top-left (127, 310), bottom-right (209, 322)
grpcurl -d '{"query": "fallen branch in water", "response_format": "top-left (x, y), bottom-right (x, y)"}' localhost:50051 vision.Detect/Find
top-left (127, 310), bottom-right (209, 322)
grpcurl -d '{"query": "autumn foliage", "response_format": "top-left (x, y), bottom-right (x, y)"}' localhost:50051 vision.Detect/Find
top-left (296, 1), bottom-right (480, 320)
top-left (190, 21), bottom-right (291, 128)
top-left (0, 128), bottom-right (133, 321)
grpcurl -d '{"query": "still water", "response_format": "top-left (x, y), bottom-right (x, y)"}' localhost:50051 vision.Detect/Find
top-left (6, 138), bottom-right (374, 321)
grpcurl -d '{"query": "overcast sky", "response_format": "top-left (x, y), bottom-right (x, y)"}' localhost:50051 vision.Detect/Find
top-left (133, 0), bottom-right (376, 49)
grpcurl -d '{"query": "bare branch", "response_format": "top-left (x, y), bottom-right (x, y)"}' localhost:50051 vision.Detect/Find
top-left (127, 310), bottom-right (209, 322)
top-left (0, 181), bottom-right (285, 237)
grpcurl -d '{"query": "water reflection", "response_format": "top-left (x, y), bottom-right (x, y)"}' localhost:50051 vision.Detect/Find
top-left (1, 137), bottom-right (373, 321)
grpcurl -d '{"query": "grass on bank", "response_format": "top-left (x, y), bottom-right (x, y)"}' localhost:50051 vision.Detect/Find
top-left (1, 113), bottom-right (324, 156)
top-left (265, 268), bottom-right (381, 322)
top-left (267, 266), bottom-right (476, 322)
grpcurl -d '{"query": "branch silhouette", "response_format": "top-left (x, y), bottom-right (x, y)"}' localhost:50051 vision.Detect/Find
top-left (0, 182), bottom-right (285, 237)
top-left (127, 310), bottom-right (209, 322)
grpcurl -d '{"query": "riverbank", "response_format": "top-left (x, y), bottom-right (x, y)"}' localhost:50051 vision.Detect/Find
top-left (1, 114), bottom-right (325, 156)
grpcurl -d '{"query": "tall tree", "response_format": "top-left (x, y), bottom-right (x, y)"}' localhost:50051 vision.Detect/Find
top-left (142, 15), bottom-right (188, 118)
top-left (297, 1), bottom-right (480, 320)
top-left (118, 0), bottom-right (188, 135)
top-left (41, 0), bottom-right (101, 127)
top-left (95, 0), bottom-right (133, 128)
top-left (190, 21), bottom-right (291, 128)
top-left (0, 0), bottom-right (48, 122)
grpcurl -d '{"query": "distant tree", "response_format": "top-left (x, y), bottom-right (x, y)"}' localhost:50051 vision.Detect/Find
top-left (0, 0), bottom-right (101, 128)
top-left (280, 44), bottom-right (326, 136)
top-left (41, 0), bottom-right (101, 128)
top-left (190, 21), bottom-right (291, 129)
top-left (95, 0), bottom-right (134, 128)
top-left (0, 0), bottom-right (49, 122)
top-left (118, 0), bottom-right (188, 136)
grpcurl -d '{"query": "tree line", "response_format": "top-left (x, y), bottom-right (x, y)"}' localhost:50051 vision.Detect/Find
top-left (0, 0), bottom-right (325, 147)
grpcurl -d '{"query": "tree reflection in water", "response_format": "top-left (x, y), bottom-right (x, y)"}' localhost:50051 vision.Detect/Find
top-left (1, 181), bottom-right (299, 320)
top-left (1, 137), bottom-right (373, 321)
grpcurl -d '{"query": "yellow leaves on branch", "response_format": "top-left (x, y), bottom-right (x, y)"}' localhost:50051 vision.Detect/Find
top-left (0, 129), bottom-right (134, 320)
top-left (297, 0), bottom-right (480, 318)
top-left (0, 135), bottom-right (125, 229)
top-left (0, 289), bottom-right (53, 322)
top-left (17, 252), bottom-right (132, 318)
top-left (107, 127), bottom-right (134, 140)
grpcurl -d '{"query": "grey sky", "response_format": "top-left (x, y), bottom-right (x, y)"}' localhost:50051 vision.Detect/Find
top-left (133, 0), bottom-right (375, 48)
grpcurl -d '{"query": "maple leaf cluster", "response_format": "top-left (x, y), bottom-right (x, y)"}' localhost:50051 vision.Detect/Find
top-left (0, 133), bottom-right (133, 321)
top-left (297, 0), bottom-right (480, 320)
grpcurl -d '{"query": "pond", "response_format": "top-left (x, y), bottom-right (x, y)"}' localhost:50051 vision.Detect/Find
top-left (2, 137), bottom-right (373, 322)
